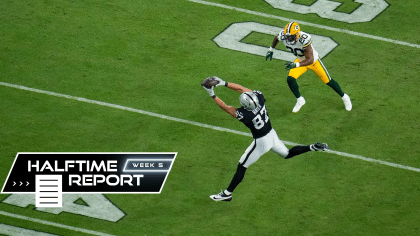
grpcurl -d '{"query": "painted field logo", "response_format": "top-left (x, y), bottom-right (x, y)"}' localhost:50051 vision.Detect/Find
top-left (1, 152), bottom-right (177, 207)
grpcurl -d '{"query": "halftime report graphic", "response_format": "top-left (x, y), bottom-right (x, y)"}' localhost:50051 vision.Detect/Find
top-left (1, 153), bottom-right (177, 207)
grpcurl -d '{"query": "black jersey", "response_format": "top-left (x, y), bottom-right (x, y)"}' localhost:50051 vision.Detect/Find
top-left (236, 91), bottom-right (272, 139)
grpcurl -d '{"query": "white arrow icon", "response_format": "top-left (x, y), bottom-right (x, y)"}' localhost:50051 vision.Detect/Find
top-left (26, 181), bottom-right (30, 186)
top-left (19, 181), bottom-right (23, 186)
top-left (13, 181), bottom-right (16, 186)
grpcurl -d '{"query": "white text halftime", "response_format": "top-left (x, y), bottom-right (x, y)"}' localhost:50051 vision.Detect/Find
top-left (28, 160), bottom-right (118, 172)
top-left (28, 160), bottom-right (144, 186)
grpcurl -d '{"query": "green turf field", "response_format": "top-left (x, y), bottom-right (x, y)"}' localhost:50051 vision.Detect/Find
top-left (1, 0), bottom-right (419, 235)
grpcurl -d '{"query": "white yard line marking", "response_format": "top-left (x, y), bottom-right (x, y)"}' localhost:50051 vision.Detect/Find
top-left (0, 223), bottom-right (59, 236)
top-left (1, 81), bottom-right (419, 173)
top-left (187, 0), bottom-right (420, 49)
top-left (0, 211), bottom-right (116, 236)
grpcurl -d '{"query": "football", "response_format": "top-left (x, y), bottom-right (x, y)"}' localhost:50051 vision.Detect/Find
top-left (201, 76), bottom-right (219, 88)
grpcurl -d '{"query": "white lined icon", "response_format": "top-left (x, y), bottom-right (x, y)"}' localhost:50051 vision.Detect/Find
top-left (36, 175), bottom-right (62, 207)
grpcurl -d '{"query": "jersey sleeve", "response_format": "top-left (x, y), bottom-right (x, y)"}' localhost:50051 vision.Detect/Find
top-left (300, 33), bottom-right (312, 49)
top-left (236, 109), bottom-right (244, 121)
top-left (236, 107), bottom-right (252, 124)
top-left (253, 90), bottom-right (266, 104)
top-left (278, 31), bottom-right (285, 43)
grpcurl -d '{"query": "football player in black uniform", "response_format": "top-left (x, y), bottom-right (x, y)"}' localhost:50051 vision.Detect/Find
top-left (202, 76), bottom-right (329, 201)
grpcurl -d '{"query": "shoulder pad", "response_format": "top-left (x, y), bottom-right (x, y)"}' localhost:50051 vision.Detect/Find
top-left (299, 32), bottom-right (312, 48)
top-left (236, 110), bottom-right (244, 120)
top-left (278, 31), bottom-right (285, 41)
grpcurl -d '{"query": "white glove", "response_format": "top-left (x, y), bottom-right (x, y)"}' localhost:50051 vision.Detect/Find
top-left (212, 76), bottom-right (226, 87)
top-left (203, 86), bottom-right (215, 97)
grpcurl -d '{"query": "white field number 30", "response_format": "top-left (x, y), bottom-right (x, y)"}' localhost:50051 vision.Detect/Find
top-left (265, 0), bottom-right (388, 23)
top-left (213, 22), bottom-right (338, 61)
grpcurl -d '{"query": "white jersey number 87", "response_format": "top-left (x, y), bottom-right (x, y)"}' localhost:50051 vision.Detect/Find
top-left (252, 105), bottom-right (269, 130)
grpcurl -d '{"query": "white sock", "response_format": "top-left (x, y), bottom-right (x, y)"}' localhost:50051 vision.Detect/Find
top-left (309, 144), bottom-right (315, 151)
top-left (224, 190), bottom-right (232, 195)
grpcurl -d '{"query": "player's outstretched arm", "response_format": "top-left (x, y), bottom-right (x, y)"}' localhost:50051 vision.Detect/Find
top-left (206, 76), bottom-right (252, 93)
top-left (270, 35), bottom-right (279, 49)
top-left (266, 36), bottom-right (279, 61)
top-left (226, 83), bottom-right (252, 93)
top-left (201, 78), bottom-right (237, 118)
top-left (214, 97), bottom-right (236, 118)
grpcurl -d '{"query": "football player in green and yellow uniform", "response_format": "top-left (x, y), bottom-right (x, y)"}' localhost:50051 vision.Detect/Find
top-left (266, 22), bottom-right (352, 113)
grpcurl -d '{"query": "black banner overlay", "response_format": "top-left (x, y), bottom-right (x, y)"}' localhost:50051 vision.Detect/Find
top-left (1, 153), bottom-right (177, 193)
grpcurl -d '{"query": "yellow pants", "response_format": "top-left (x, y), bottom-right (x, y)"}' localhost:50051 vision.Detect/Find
top-left (288, 58), bottom-right (331, 84)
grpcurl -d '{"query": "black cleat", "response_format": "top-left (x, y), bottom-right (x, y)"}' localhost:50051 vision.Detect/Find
top-left (310, 142), bottom-right (330, 151)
